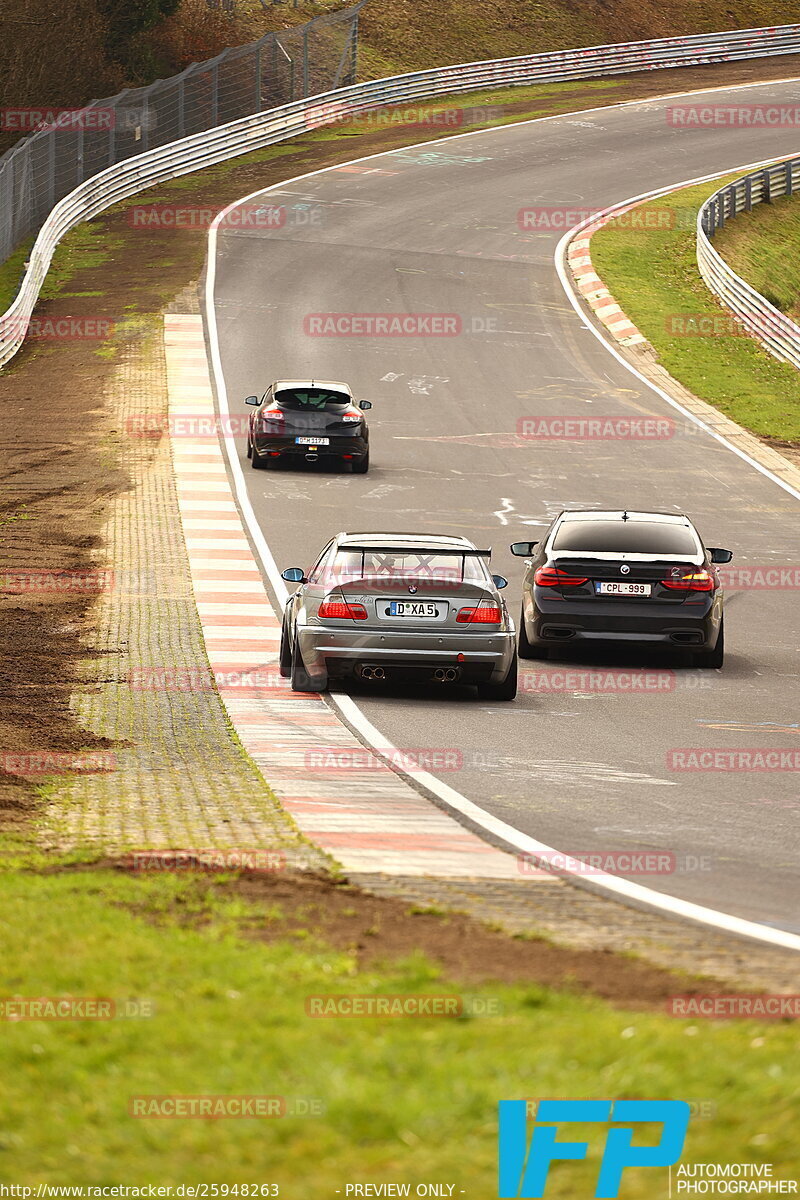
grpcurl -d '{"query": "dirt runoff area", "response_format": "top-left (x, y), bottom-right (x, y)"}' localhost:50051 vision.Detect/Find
top-left (2, 53), bottom-right (800, 823)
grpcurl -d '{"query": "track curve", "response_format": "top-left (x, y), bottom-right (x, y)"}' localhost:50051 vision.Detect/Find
top-left (208, 77), bottom-right (800, 935)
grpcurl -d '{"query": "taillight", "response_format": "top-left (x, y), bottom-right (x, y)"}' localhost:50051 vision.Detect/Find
top-left (660, 570), bottom-right (716, 592)
top-left (534, 566), bottom-right (588, 587)
top-left (456, 605), bottom-right (502, 624)
top-left (318, 597), bottom-right (368, 620)
top-left (261, 408), bottom-right (284, 421)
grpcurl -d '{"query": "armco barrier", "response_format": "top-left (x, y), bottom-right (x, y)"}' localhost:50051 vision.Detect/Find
top-left (697, 157), bottom-right (800, 371)
top-left (4, 23), bottom-right (800, 368)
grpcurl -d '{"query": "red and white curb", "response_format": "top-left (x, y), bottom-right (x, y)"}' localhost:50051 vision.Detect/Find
top-left (567, 211), bottom-right (648, 347)
top-left (164, 314), bottom-right (522, 880)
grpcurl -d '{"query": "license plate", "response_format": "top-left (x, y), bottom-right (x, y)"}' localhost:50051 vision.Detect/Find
top-left (295, 436), bottom-right (330, 446)
top-left (595, 581), bottom-right (652, 597)
top-left (386, 600), bottom-right (443, 619)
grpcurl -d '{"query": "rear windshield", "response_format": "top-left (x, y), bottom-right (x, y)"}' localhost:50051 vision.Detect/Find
top-left (327, 550), bottom-right (491, 589)
top-left (552, 520), bottom-right (698, 556)
top-left (275, 388), bottom-right (350, 411)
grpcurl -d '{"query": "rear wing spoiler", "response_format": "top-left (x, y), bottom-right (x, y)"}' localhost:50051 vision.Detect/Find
top-left (341, 546), bottom-right (491, 557)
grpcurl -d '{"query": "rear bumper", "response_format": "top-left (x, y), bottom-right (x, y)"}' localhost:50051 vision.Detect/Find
top-left (297, 625), bottom-right (516, 683)
top-left (253, 434), bottom-right (368, 461)
top-left (524, 589), bottom-right (722, 650)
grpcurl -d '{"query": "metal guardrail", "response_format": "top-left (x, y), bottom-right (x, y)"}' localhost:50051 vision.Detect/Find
top-left (4, 21), bottom-right (800, 368)
top-left (697, 158), bottom-right (800, 371)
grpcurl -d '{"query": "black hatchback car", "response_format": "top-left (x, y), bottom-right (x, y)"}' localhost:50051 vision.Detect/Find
top-left (511, 509), bottom-right (732, 667)
top-left (245, 379), bottom-right (372, 472)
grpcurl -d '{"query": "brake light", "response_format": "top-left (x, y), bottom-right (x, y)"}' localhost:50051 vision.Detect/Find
top-left (456, 605), bottom-right (502, 624)
top-left (318, 597), bottom-right (368, 620)
top-left (261, 408), bottom-right (284, 421)
top-left (534, 566), bottom-right (588, 587)
top-left (660, 570), bottom-right (716, 592)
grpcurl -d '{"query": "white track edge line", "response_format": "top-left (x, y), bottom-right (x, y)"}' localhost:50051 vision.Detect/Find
top-left (204, 86), bottom-right (800, 952)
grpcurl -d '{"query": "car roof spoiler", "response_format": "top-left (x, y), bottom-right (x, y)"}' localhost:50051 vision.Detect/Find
top-left (341, 545), bottom-right (492, 557)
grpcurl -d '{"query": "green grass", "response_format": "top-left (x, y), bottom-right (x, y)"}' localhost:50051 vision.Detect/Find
top-left (591, 177), bottom-right (800, 442)
top-left (714, 190), bottom-right (800, 324)
top-left (0, 862), bottom-right (797, 1187)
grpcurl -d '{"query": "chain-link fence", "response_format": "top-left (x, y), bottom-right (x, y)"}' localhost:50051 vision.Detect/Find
top-left (0, 1), bottom-right (363, 267)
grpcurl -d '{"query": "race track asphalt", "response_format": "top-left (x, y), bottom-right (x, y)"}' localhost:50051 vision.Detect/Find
top-left (210, 76), bottom-right (800, 932)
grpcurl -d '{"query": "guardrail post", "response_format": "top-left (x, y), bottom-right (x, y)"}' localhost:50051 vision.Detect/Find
top-left (47, 132), bottom-right (56, 212)
top-left (763, 168), bottom-right (771, 203)
top-left (786, 159), bottom-right (793, 197)
top-left (717, 194), bottom-right (724, 230)
top-left (744, 176), bottom-right (752, 211)
top-left (178, 78), bottom-right (186, 138)
top-left (76, 125), bottom-right (85, 185)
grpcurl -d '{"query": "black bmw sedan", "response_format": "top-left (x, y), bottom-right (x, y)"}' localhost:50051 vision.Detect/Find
top-left (245, 379), bottom-right (371, 472)
top-left (511, 509), bottom-right (732, 668)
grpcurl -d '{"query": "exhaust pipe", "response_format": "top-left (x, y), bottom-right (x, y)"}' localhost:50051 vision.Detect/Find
top-left (360, 665), bottom-right (385, 681)
top-left (433, 668), bottom-right (459, 682)
top-left (305, 453), bottom-right (318, 462)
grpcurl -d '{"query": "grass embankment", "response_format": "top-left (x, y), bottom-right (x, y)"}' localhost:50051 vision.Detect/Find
top-left (591, 178), bottom-right (800, 444)
top-left (714, 190), bottom-right (800, 324)
top-left (0, 860), bottom-right (797, 1186)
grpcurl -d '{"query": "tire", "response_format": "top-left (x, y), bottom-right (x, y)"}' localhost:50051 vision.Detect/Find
top-left (290, 637), bottom-right (326, 693)
top-left (246, 437), bottom-right (253, 459)
top-left (250, 445), bottom-right (267, 470)
top-left (518, 604), bottom-right (548, 660)
top-left (694, 618), bottom-right (724, 668)
top-left (279, 615), bottom-right (292, 678)
top-left (351, 449), bottom-right (370, 474)
top-left (477, 649), bottom-right (518, 701)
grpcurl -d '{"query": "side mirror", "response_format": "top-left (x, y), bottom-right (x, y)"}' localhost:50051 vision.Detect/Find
top-left (492, 574), bottom-right (508, 590)
top-left (245, 395), bottom-right (262, 406)
top-left (510, 541), bottom-right (538, 557)
top-left (709, 548), bottom-right (733, 564)
top-left (281, 567), bottom-right (305, 583)
top-left (358, 400), bottom-right (373, 410)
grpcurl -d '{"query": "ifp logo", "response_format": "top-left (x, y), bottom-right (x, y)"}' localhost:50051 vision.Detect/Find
top-left (498, 1099), bottom-right (690, 1197)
